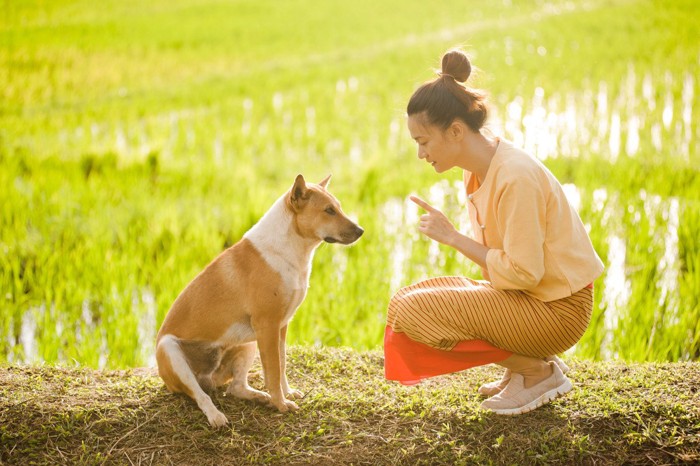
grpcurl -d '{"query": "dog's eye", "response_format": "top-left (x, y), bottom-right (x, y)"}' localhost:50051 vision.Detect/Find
top-left (325, 207), bottom-right (336, 216)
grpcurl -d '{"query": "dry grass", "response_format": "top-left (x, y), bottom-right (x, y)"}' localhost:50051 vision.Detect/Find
top-left (1, 346), bottom-right (699, 465)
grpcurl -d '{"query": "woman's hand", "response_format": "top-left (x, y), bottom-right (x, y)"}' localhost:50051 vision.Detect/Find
top-left (410, 195), bottom-right (489, 268)
top-left (410, 195), bottom-right (458, 246)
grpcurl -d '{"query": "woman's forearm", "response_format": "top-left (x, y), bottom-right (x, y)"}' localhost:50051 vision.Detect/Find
top-left (447, 231), bottom-right (490, 269)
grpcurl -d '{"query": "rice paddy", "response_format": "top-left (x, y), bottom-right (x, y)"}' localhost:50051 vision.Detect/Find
top-left (1, 0), bottom-right (698, 368)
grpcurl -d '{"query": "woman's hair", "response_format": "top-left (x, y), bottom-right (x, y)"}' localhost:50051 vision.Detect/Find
top-left (407, 49), bottom-right (488, 131)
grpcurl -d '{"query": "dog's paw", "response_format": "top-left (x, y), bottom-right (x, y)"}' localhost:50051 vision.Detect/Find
top-left (285, 388), bottom-right (304, 400)
top-left (272, 398), bottom-right (299, 413)
top-left (250, 390), bottom-right (272, 404)
top-left (226, 385), bottom-right (272, 405)
top-left (206, 409), bottom-right (229, 428)
top-left (286, 399), bottom-right (300, 411)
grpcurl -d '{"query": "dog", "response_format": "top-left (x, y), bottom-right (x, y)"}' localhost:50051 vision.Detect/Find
top-left (155, 174), bottom-right (363, 427)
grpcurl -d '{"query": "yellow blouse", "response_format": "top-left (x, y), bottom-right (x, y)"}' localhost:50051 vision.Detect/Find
top-left (464, 138), bottom-right (604, 302)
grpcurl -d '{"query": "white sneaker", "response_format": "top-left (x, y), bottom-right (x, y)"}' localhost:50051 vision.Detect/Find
top-left (480, 361), bottom-right (572, 415)
top-left (547, 354), bottom-right (570, 374)
top-left (477, 369), bottom-right (511, 397)
top-left (477, 355), bottom-right (570, 397)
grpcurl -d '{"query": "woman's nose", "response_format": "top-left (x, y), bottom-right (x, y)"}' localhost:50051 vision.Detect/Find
top-left (417, 147), bottom-right (426, 159)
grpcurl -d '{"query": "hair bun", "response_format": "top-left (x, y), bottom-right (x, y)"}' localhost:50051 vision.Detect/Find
top-left (441, 49), bottom-right (472, 83)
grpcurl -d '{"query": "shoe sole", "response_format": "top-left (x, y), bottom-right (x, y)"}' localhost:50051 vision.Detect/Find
top-left (486, 378), bottom-right (573, 416)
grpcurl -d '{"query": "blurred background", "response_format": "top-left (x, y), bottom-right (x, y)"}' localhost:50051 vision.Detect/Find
top-left (1, 0), bottom-right (698, 368)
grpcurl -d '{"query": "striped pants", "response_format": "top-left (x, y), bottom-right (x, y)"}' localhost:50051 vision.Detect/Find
top-left (384, 276), bottom-right (593, 383)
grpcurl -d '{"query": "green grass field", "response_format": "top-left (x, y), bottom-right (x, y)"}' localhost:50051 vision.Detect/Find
top-left (1, 0), bottom-right (699, 368)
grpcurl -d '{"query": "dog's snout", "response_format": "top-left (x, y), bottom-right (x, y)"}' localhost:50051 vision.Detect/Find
top-left (330, 224), bottom-right (364, 245)
top-left (345, 224), bottom-right (364, 244)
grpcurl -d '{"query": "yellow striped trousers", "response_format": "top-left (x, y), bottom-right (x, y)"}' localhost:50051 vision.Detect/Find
top-left (386, 276), bottom-right (593, 358)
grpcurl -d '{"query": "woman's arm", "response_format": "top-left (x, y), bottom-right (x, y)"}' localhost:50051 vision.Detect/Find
top-left (447, 231), bottom-right (489, 269)
top-left (484, 175), bottom-right (546, 290)
top-left (410, 196), bottom-right (489, 269)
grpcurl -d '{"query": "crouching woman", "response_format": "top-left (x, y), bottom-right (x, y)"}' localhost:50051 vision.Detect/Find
top-left (384, 49), bottom-right (604, 415)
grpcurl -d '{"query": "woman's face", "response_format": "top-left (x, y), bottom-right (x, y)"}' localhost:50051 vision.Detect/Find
top-left (407, 113), bottom-right (458, 173)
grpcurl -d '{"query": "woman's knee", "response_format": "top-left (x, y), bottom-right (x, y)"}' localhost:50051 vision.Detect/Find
top-left (390, 288), bottom-right (424, 310)
top-left (387, 290), bottom-right (423, 324)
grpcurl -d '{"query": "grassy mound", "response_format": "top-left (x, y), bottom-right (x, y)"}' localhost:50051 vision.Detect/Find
top-left (1, 347), bottom-right (698, 465)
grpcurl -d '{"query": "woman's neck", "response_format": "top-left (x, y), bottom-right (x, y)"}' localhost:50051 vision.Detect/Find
top-left (459, 131), bottom-right (498, 183)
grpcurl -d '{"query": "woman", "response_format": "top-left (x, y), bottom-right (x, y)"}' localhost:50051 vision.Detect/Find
top-left (384, 49), bottom-right (604, 415)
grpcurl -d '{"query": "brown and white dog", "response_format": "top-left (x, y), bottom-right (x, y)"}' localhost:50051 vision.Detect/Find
top-left (155, 174), bottom-right (363, 427)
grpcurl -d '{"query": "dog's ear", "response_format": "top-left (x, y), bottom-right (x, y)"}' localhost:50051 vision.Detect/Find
top-left (318, 174), bottom-right (331, 189)
top-left (290, 174), bottom-right (308, 208)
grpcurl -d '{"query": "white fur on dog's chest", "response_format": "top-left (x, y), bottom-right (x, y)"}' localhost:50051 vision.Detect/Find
top-left (274, 265), bottom-right (310, 327)
top-left (282, 286), bottom-right (307, 324)
top-left (260, 253), bottom-right (311, 319)
top-left (265, 255), bottom-right (311, 292)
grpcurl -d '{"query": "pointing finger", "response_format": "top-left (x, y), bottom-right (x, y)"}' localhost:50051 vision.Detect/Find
top-left (409, 195), bottom-right (437, 213)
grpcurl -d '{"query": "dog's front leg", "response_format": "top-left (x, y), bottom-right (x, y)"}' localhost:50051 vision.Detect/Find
top-left (279, 325), bottom-right (303, 400)
top-left (253, 319), bottom-right (299, 413)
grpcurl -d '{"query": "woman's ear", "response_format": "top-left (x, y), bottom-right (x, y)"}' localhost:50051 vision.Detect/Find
top-left (449, 120), bottom-right (466, 141)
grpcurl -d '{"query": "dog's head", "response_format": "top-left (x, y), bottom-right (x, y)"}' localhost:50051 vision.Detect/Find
top-left (287, 174), bottom-right (364, 245)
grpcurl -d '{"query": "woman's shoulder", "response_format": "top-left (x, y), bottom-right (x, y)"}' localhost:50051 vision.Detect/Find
top-left (492, 139), bottom-right (543, 181)
top-left (496, 138), bottom-right (537, 163)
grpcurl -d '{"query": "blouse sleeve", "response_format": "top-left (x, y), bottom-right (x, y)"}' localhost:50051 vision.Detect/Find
top-left (485, 174), bottom-right (547, 290)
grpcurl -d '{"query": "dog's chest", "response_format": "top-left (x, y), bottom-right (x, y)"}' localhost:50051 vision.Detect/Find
top-left (265, 253), bottom-right (310, 290)
top-left (281, 287), bottom-right (307, 323)
top-left (279, 274), bottom-right (309, 323)
top-left (263, 254), bottom-right (311, 309)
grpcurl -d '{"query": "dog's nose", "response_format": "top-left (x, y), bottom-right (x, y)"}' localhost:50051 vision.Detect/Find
top-left (354, 226), bottom-right (364, 238)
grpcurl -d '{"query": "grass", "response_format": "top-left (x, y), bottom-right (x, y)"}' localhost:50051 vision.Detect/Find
top-left (1, 0), bottom-right (700, 367)
top-left (1, 347), bottom-right (699, 465)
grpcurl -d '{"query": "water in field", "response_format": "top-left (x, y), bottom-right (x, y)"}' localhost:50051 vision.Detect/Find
top-left (492, 67), bottom-right (695, 163)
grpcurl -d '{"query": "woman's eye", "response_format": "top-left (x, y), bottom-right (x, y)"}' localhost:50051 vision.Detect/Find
top-left (325, 207), bottom-right (336, 215)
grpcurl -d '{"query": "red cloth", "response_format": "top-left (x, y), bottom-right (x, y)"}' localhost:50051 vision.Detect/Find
top-left (384, 326), bottom-right (513, 385)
